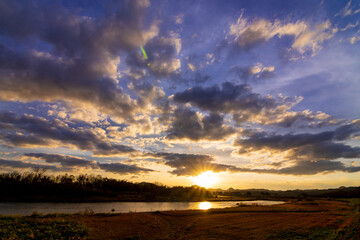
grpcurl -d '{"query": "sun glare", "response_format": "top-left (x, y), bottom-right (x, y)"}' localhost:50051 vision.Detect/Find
top-left (199, 202), bottom-right (211, 210)
top-left (192, 171), bottom-right (219, 188)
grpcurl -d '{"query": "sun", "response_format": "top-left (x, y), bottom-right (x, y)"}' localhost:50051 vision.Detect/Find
top-left (192, 171), bottom-right (219, 188)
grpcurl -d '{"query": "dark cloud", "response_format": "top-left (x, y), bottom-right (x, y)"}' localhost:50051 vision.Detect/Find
top-left (98, 162), bottom-right (153, 174)
top-left (0, 112), bottom-right (136, 156)
top-left (233, 121), bottom-right (360, 175)
top-left (232, 160), bottom-right (360, 175)
top-left (173, 82), bottom-right (277, 113)
top-left (166, 108), bottom-right (235, 141)
top-left (173, 82), bottom-right (280, 124)
top-left (25, 152), bottom-right (153, 174)
top-left (0, 0), bottom-right (158, 119)
top-left (234, 121), bottom-right (360, 153)
top-left (149, 152), bottom-right (237, 176)
top-left (0, 158), bottom-right (56, 170)
top-left (25, 153), bottom-right (97, 168)
top-left (173, 82), bottom-right (339, 127)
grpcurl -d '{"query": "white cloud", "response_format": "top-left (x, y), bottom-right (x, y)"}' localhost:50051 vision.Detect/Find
top-left (230, 15), bottom-right (337, 56)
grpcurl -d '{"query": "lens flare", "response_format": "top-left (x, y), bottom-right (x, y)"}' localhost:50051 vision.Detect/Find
top-left (140, 46), bottom-right (148, 60)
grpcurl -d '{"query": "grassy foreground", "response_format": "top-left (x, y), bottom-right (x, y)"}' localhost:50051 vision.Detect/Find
top-left (1, 199), bottom-right (359, 240)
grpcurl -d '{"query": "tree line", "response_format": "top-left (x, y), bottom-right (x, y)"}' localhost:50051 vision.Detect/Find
top-left (0, 170), bottom-right (213, 202)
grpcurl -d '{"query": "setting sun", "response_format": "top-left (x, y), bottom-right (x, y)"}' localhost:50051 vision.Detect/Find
top-left (192, 171), bottom-right (219, 188)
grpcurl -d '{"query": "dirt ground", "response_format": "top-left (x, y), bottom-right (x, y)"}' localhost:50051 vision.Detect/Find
top-left (76, 199), bottom-right (360, 240)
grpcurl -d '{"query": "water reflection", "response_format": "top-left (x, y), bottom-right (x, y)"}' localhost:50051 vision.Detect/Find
top-left (199, 202), bottom-right (211, 210)
top-left (0, 200), bottom-right (284, 216)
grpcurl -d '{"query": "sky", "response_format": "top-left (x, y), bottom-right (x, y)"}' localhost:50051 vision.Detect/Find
top-left (0, 0), bottom-right (360, 190)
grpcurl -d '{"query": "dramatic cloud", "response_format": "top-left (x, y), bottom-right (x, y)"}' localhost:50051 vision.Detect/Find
top-left (166, 108), bottom-right (235, 141)
top-left (173, 82), bottom-right (277, 116)
top-left (230, 14), bottom-right (337, 55)
top-left (0, 1), bottom-right (359, 187)
top-left (235, 121), bottom-right (360, 153)
top-left (0, 0), bottom-right (158, 119)
top-left (148, 152), bottom-right (237, 176)
top-left (231, 160), bottom-right (360, 175)
top-left (25, 153), bottom-right (153, 174)
top-left (233, 121), bottom-right (360, 175)
top-left (0, 112), bottom-right (136, 156)
top-left (173, 82), bottom-right (339, 128)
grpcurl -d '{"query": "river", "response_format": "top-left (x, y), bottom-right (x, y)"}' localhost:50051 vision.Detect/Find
top-left (0, 200), bottom-right (285, 216)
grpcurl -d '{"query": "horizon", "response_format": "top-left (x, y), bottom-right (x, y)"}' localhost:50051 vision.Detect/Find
top-left (0, 0), bottom-right (360, 190)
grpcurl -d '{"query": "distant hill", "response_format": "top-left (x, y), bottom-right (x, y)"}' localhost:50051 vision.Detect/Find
top-left (209, 186), bottom-right (360, 199)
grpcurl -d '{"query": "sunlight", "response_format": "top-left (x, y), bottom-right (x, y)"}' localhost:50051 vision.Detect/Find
top-left (199, 202), bottom-right (211, 210)
top-left (192, 171), bottom-right (219, 188)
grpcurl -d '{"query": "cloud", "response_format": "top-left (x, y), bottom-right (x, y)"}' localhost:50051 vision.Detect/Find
top-left (0, 0), bottom-right (159, 120)
top-left (125, 31), bottom-right (182, 78)
top-left (174, 13), bottom-right (184, 24)
top-left (0, 158), bottom-right (56, 170)
top-left (350, 34), bottom-right (360, 44)
top-left (25, 153), bottom-right (97, 168)
top-left (274, 110), bottom-right (341, 128)
top-left (335, 0), bottom-right (360, 17)
top-left (166, 108), bottom-right (235, 141)
top-left (230, 63), bottom-right (275, 81)
top-left (25, 152), bottom-right (153, 174)
top-left (232, 121), bottom-right (360, 175)
top-left (173, 82), bottom-right (339, 128)
top-left (187, 63), bottom-right (196, 71)
top-left (173, 82), bottom-right (286, 125)
top-left (148, 152), bottom-right (237, 176)
top-left (0, 112), bottom-right (136, 156)
top-left (231, 160), bottom-right (360, 175)
top-left (235, 121), bottom-right (360, 152)
top-left (97, 162), bottom-right (153, 174)
top-left (173, 82), bottom-right (277, 115)
top-left (229, 14), bottom-right (337, 55)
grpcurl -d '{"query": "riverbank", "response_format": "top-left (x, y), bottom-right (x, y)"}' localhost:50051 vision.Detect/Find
top-left (1, 198), bottom-right (359, 239)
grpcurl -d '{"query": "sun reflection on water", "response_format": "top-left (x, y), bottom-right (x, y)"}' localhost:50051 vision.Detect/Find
top-left (199, 202), bottom-right (211, 210)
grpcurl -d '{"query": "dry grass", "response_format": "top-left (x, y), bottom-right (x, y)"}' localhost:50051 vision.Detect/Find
top-left (74, 199), bottom-right (359, 240)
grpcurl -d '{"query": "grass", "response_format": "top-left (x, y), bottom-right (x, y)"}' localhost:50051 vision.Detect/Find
top-left (268, 226), bottom-right (348, 240)
top-left (267, 198), bottom-right (360, 240)
top-left (1, 199), bottom-right (359, 239)
top-left (0, 215), bottom-right (88, 240)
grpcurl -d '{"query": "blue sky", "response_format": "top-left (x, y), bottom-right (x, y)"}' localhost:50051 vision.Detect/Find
top-left (0, 0), bottom-right (359, 189)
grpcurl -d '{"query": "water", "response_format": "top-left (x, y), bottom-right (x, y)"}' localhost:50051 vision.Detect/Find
top-left (0, 200), bottom-right (284, 216)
